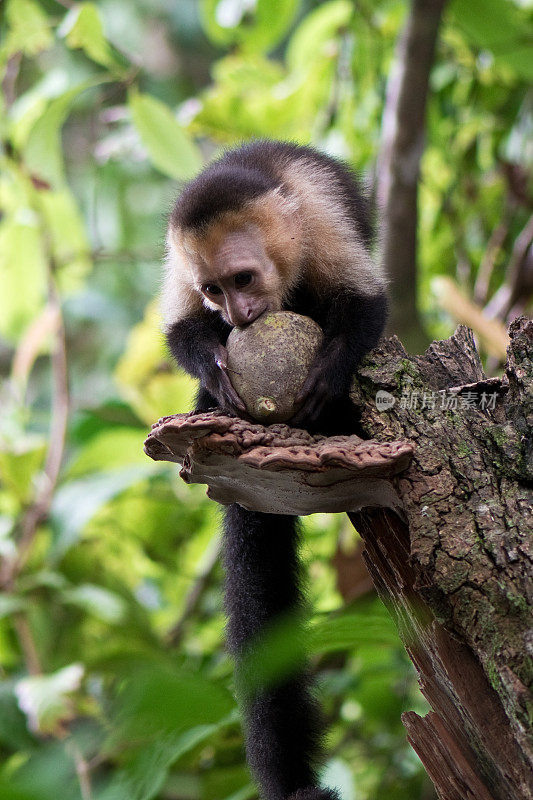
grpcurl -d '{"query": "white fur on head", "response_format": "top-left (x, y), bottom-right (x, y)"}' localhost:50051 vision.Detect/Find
top-left (161, 227), bottom-right (203, 327)
top-left (280, 157), bottom-right (387, 296)
top-left (161, 153), bottom-right (386, 327)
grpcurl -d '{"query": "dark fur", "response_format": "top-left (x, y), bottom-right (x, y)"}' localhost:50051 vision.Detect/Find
top-left (172, 140), bottom-right (373, 247)
top-left (172, 162), bottom-right (277, 231)
top-left (165, 141), bottom-right (388, 800)
top-left (223, 507), bottom-right (327, 800)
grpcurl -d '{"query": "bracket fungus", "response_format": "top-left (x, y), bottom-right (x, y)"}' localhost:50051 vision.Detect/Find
top-left (144, 411), bottom-right (414, 515)
top-left (145, 312), bottom-right (413, 514)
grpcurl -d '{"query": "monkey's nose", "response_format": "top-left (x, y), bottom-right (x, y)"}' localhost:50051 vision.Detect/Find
top-left (243, 308), bottom-right (263, 326)
top-left (231, 314), bottom-right (251, 328)
top-left (232, 305), bottom-right (266, 327)
top-left (235, 309), bottom-right (256, 327)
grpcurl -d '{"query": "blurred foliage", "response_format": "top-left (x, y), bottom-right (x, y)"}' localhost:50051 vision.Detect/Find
top-left (0, 0), bottom-right (531, 798)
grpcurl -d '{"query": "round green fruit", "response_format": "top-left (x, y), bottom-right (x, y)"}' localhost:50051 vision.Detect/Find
top-left (226, 311), bottom-right (323, 423)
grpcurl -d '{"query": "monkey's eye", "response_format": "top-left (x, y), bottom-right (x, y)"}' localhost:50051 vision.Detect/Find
top-left (234, 272), bottom-right (253, 288)
top-left (203, 283), bottom-right (222, 296)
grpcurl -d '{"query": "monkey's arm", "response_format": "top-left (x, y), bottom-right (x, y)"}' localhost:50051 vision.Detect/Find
top-left (291, 290), bottom-right (388, 426)
top-left (165, 313), bottom-right (246, 414)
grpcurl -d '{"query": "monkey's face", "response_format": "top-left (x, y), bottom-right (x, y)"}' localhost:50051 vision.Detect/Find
top-left (189, 227), bottom-right (283, 327)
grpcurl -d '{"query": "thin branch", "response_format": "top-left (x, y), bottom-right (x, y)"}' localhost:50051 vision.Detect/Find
top-left (13, 614), bottom-right (42, 675)
top-left (352, 0), bottom-right (381, 33)
top-left (2, 53), bottom-right (22, 109)
top-left (474, 216), bottom-right (510, 305)
top-left (166, 535), bottom-right (222, 647)
top-left (11, 305), bottom-right (61, 396)
top-left (433, 275), bottom-right (509, 360)
top-left (42, 277), bottom-right (69, 496)
top-left (441, 192), bottom-right (473, 287)
top-left (1, 271), bottom-right (69, 589)
top-left (314, 21), bottom-right (355, 138)
top-left (68, 741), bottom-right (94, 800)
top-left (484, 213), bottom-right (533, 321)
top-left (505, 214), bottom-right (533, 302)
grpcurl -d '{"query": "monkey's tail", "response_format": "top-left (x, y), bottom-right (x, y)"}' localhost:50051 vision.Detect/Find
top-left (223, 505), bottom-right (340, 800)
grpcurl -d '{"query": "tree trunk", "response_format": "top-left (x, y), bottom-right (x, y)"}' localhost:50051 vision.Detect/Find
top-left (145, 318), bottom-right (532, 798)
top-left (349, 316), bottom-right (533, 800)
top-left (377, 0), bottom-right (448, 351)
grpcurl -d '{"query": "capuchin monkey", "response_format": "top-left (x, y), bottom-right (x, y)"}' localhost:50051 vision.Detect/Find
top-left (163, 140), bottom-right (388, 800)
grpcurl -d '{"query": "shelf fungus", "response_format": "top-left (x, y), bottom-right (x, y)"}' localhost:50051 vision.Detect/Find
top-left (144, 411), bottom-right (414, 516)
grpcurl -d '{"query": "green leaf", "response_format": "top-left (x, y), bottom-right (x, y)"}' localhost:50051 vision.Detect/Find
top-left (14, 664), bottom-right (84, 735)
top-left (70, 401), bottom-right (143, 444)
top-left (59, 3), bottom-right (124, 72)
top-left (115, 299), bottom-right (197, 423)
top-left (129, 91), bottom-right (203, 181)
top-left (451, 0), bottom-right (533, 80)
top-left (0, 438), bottom-right (46, 502)
top-left (23, 87), bottom-right (82, 186)
top-left (237, 610), bottom-right (399, 697)
top-left (201, 0), bottom-right (249, 44)
top-left (37, 188), bottom-right (92, 291)
top-left (0, 739), bottom-right (81, 800)
top-left (286, 0), bottom-right (353, 72)
top-left (114, 301), bottom-right (168, 387)
top-left (0, 682), bottom-right (35, 750)
top-left (241, 0), bottom-right (300, 52)
top-left (18, 570), bottom-right (68, 592)
top-left (49, 465), bottom-right (159, 558)
top-left (451, 0), bottom-right (524, 47)
top-left (0, 596), bottom-right (30, 619)
top-left (109, 722), bottom-right (234, 800)
top-left (224, 785), bottom-right (257, 800)
top-left (66, 427), bottom-right (148, 479)
top-left (200, 0), bottom-right (300, 52)
top-left (309, 612), bottom-right (398, 655)
top-left (237, 613), bottom-right (306, 697)
top-left (0, 219), bottom-right (48, 340)
top-left (24, 79), bottom-right (106, 186)
top-left (114, 665), bottom-right (235, 739)
top-left (0, 0), bottom-right (53, 65)
top-left (62, 584), bottom-right (127, 623)
top-left (8, 70), bottom-right (77, 152)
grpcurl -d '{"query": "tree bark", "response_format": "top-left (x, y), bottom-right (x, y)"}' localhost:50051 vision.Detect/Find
top-left (145, 318), bottom-right (532, 799)
top-left (377, 0), bottom-right (448, 351)
top-left (349, 316), bottom-right (533, 800)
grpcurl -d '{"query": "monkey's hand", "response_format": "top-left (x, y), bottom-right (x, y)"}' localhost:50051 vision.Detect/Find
top-left (291, 339), bottom-right (349, 426)
top-left (204, 345), bottom-right (247, 416)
